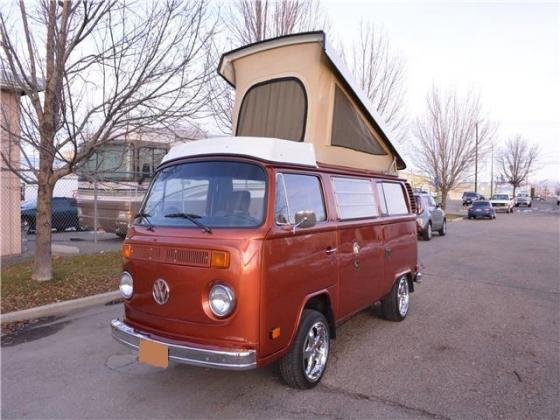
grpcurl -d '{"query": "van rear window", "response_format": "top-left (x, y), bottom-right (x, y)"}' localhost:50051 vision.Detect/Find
top-left (378, 182), bottom-right (409, 216)
top-left (332, 177), bottom-right (378, 220)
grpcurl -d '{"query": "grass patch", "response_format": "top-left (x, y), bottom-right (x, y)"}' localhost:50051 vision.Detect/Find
top-left (1, 252), bottom-right (121, 313)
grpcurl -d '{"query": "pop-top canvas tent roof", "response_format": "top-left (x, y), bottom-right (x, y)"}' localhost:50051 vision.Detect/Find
top-left (218, 31), bottom-right (406, 173)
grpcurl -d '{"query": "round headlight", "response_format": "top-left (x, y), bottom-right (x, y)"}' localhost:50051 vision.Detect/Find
top-left (209, 284), bottom-right (235, 317)
top-left (119, 272), bottom-right (133, 299)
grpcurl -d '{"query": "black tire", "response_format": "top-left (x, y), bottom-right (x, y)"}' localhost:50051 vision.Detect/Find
top-left (421, 222), bottom-right (432, 241)
top-left (21, 217), bottom-right (34, 234)
top-left (438, 220), bottom-right (447, 236)
top-left (528, 203), bottom-right (532, 208)
top-left (279, 309), bottom-right (330, 389)
top-left (381, 276), bottom-right (410, 322)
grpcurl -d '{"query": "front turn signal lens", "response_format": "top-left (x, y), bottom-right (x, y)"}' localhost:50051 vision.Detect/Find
top-left (211, 250), bottom-right (230, 269)
top-left (122, 243), bottom-right (132, 259)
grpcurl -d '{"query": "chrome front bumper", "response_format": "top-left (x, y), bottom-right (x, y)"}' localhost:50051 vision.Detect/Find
top-left (110, 319), bottom-right (256, 370)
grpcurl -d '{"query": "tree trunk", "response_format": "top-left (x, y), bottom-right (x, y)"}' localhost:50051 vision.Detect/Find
top-left (440, 188), bottom-right (448, 211)
top-left (32, 180), bottom-right (54, 281)
top-left (512, 185), bottom-right (517, 198)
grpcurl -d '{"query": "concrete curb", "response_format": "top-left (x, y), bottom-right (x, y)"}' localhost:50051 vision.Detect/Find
top-left (1, 290), bottom-right (121, 324)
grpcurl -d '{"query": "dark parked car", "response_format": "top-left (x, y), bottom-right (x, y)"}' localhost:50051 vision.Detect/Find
top-left (21, 197), bottom-right (82, 233)
top-left (462, 191), bottom-right (485, 206)
top-left (414, 193), bottom-right (446, 240)
top-left (467, 200), bottom-right (496, 220)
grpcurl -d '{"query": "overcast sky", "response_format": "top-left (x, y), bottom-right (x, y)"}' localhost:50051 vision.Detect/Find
top-left (324, 0), bottom-right (559, 182)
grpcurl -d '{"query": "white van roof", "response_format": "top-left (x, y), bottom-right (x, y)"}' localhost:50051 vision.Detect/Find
top-left (162, 136), bottom-right (318, 167)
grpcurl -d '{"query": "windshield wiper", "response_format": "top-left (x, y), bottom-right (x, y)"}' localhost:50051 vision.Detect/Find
top-left (164, 212), bottom-right (212, 234)
top-left (134, 211), bottom-right (155, 231)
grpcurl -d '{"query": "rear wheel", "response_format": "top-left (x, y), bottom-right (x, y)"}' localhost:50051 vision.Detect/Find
top-left (438, 220), bottom-right (447, 236)
top-left (381, 276), bottom-right (410, 322)
top-left (279, 309), bottom-right (330, 389)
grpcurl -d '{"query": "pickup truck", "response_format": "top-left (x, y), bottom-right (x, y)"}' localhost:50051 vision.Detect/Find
top-left (490, 194), bottom-right (515, 213)
top-left (515, 192), bottom-right (532, 207)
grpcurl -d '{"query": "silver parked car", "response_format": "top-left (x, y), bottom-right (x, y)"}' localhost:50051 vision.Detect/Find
top-left (414, 193), bottom-right (446, 240)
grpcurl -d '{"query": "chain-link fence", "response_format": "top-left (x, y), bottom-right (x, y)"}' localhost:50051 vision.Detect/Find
top-left (1, 169), bottom-right (150, 258)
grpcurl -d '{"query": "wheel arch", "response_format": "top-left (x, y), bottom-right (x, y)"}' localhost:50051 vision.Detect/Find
top-left (395, 269), bottom-right (414, 293)
top-left (303, 292), bottom-right (336, 339)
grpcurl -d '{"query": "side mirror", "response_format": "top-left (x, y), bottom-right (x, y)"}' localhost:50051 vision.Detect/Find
top-left (293, 210), bottom-right (316, 233)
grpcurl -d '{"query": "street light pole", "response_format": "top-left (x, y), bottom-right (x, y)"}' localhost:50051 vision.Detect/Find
top-left (490, 141), bottom-right (494, 197)
top-left (474, 122), bottom-right (478, 193)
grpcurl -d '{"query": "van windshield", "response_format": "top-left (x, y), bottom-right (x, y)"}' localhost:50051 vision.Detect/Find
top-left (140, 161), bottom-right (267, 228)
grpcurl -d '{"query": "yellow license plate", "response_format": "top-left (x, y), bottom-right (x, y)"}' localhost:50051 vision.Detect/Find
top-left (138, 340), bottom-right (169, 368)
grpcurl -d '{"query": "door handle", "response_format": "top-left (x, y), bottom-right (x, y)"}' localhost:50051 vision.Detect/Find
top-left (325, 247), bottom-right (337, 255)
top-left (384, 247), bottom-right (392, 257)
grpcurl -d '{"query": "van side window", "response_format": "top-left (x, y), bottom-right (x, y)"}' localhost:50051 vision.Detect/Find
top-left (332, 177), bottom-right (378, 220)
top-left (378, 182), bottom-right (409, 215)
top-left (275, 173), bottom-right (326, 224)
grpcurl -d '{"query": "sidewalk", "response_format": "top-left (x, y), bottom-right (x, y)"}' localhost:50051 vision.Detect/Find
top-left (2, 230), bottom-right (123, 267)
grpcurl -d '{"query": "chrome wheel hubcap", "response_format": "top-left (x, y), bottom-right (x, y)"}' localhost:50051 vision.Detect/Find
top-left (397, 277), bottom-right (409, 316)
top-left (427, 224), bottom-right (432, 239)
top-left (303, 321), bottom-right (329, 382)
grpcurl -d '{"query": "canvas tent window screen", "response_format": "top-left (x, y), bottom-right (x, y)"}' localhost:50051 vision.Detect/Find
top-left (237, 78), bottom-right (307, 142)
top-left (331, 86), bottom-right (387, 156)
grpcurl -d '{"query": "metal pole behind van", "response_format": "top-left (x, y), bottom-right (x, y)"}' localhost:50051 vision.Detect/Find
top-left (94, 178), bottom-right (98, 251)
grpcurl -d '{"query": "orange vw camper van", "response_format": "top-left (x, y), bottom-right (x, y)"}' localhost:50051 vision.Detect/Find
top-left (111, 32), bottom-right (421, 389)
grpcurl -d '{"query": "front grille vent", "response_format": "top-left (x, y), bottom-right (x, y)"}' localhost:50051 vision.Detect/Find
top-left (132, 245), bottom-right (210, 267)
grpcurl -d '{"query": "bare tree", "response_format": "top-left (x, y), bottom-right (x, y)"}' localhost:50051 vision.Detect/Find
top-left (227, 0), bottom-right (326, 46)
top-left (347, 22), bottom-right (406, 142)
top-left (210, 0), bottom-right (328, 134)
top-left (414, 86), bottom-right (494, 210)
top-left (0, 0), bottom-right (215, 281)
top-left (498, 135), bottom-right (538, 197)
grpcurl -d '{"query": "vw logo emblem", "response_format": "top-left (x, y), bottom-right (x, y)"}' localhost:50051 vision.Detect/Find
top-left (152, 279), bottom-right (170, 305)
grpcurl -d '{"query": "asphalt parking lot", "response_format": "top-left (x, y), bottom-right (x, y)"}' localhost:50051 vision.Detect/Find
top-left (2, 200), bottom-right (559, 419)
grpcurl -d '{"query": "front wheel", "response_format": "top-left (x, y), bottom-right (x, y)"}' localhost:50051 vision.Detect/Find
top-left (279, 310), bottom-right (330, 389)
top-left (422, 222), bottom-right (432, 241)
top-left (381, 275), bottom-right (410, 322)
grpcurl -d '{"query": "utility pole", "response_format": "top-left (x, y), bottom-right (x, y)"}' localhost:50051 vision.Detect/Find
top-left (490, 141), bottom-right (494, 197)
top-left (474, 122), bottom-right (479, 193)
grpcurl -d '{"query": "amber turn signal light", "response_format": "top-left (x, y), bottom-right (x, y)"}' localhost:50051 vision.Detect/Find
top-left (211, 250), bottom-right (230, 269)
top-left (270, 327), bottom-right (281, 340)
top-left (122, 243), bottom-right (132, 259)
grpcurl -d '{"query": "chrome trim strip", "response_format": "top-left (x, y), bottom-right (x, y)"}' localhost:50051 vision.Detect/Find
top-left (110, 319), bottom-right (256, 371)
